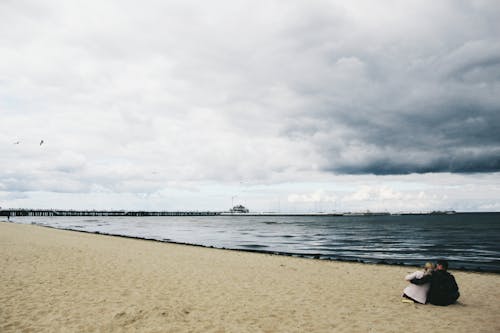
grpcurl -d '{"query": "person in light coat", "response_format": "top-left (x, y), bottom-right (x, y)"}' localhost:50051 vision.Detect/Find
top-left (402, 262), bottom-right (434, 304)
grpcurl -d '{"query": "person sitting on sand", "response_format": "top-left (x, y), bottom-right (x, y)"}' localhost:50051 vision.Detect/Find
top-left (402, 262), bottom-right (434, 304)
top-left (410, 259), bottom-right (460, 306)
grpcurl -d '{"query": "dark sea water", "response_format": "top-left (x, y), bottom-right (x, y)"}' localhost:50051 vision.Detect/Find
top-left (9, 213), bottom-right (500, 272)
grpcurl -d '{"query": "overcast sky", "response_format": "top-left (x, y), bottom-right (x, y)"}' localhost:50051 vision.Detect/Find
top-left (1, 0), bottom-right (499, 212)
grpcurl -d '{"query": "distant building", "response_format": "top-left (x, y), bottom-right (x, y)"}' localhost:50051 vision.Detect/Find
top-left (229, 205), bottom-right (249, 213)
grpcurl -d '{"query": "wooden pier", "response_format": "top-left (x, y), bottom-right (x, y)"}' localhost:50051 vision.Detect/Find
top-left (0, 209), bottom-right (221, 217)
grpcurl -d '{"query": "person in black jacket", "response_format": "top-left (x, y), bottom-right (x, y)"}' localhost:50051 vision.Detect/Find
top-left (410, 259), bottom-right (460, 306)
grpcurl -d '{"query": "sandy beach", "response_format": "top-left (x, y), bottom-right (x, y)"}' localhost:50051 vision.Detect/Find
top-left (1, 221), bottom-right (499, 333)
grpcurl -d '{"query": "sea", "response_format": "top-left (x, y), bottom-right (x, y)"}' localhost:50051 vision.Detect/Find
top-left (8, 212), bottom-right (500, 273)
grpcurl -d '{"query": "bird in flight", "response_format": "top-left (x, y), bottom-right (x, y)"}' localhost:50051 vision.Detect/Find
top-left (13, 141), bottom-right (20, 145)
top-left (40, 140), bottom-right (44, 146)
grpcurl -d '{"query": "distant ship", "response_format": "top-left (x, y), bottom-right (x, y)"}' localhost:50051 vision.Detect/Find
top-left (343, 210), bottom-right (391, 216)
top-left (228, 205), bottom-right (249, 214)
top-left (430, 210), bottom-right (457, 215)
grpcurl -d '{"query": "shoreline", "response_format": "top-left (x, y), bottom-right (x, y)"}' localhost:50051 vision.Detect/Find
top-left (6, 220), bottom-right (500, 274)
top-left (2, 221), bottom-right (499, 332)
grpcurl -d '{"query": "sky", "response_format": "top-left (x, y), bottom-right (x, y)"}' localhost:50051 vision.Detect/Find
top-left (1, 0), bottom-right (500, 213)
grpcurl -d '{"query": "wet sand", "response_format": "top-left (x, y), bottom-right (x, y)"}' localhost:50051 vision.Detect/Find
top-left (1, 221), bottom-right (499, 332)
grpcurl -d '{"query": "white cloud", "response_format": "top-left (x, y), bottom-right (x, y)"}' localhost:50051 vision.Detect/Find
top-left (288, 190), bottom-right (337, 204)
top-left (1, 1), bottom-right (499, 211)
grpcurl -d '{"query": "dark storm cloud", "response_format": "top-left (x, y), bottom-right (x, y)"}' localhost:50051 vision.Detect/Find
top-left (326, 95), bottom-right (500, 174)
top-left (333, 150), bottom-right (500, 175)
top-left (311, 86), bottom-right (500, 175)
top-left (281, 6), bottom-right (500, 175)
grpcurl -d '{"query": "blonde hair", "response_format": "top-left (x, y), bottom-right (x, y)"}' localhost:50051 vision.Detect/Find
top-left (423, 262), bottom-right (435, 275)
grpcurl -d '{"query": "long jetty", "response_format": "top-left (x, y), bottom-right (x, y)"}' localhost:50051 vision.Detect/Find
top-left (0, 209), bottom-right (349, 217)
top-left (0, 209), bottom-right (220, 217)
top-left (1, 209), bottom-right (457, 218)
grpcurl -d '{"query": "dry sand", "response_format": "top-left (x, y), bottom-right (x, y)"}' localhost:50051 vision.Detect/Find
top-left (1, 221), bottom-right (499, 333)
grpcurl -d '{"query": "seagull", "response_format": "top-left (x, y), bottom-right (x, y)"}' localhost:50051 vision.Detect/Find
top-left (40, 140), bottom-right (44, 146)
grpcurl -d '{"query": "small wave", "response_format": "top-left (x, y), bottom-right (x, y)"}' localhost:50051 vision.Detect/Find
top-left (255, 234), bottom-right (275, 238)
top-left (31, 222), bottom-right (48, 226)
top-left (241, 244), bottom-right (268, 249)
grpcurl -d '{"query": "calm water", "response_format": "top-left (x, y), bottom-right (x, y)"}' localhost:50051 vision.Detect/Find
top-left (10, 213), bottom-right (500, 272)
